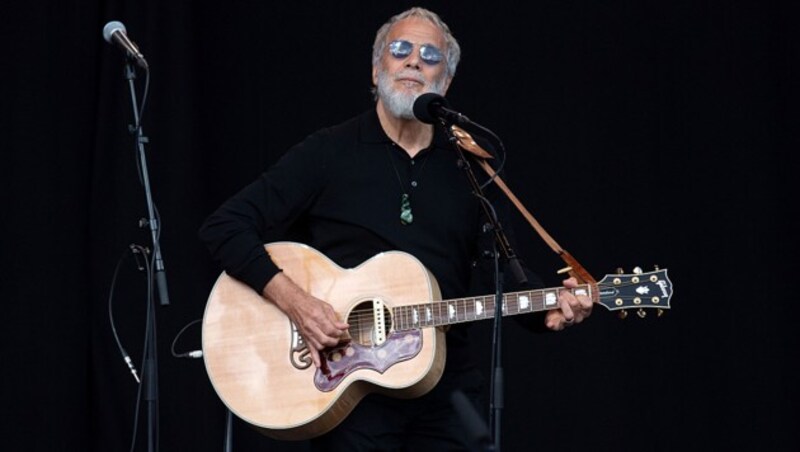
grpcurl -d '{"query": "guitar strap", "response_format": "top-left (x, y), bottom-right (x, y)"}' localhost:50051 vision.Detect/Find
top-left (451, 125), bottom-right (597, 285)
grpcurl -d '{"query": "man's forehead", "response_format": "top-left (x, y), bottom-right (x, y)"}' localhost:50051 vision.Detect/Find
top-left (388, 18), bottom-right (445, 46)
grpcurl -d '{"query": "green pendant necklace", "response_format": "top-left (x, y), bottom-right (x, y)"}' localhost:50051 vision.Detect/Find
top-left (386, 144), bottom-right (430, 226)
top-left (399, 193), bottom-right (413, 225)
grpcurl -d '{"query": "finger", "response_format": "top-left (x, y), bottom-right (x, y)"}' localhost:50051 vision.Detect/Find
top-left (308, 347), bottom-right (321, 368)
top-left (318, 322), bottom-right (348, 342)
top-left (562, 276), bottom-right (578, 288)
top-left (304, 334), bottom-right (324, 351)
top-left (314, 330), bottom-right (341, 348)
top-left (559, 297), bottom-right (575, 322)
top-left (563, 310), bottom-right (575, 326)
top-left (545, 311), bottom-right (562, 331)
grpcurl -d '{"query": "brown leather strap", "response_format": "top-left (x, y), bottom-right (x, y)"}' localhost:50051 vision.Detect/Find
top-left (452, 125), bottom-right (597, 284)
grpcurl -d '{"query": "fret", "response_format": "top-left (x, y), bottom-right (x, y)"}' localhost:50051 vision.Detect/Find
top-left (397, 306), bottom-right (404, 330)
top-left (393, 285), bottom-right (584, 332)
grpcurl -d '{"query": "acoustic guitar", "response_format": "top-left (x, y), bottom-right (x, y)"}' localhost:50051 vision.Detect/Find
top-left (202, 242), bottom-right (673, 440)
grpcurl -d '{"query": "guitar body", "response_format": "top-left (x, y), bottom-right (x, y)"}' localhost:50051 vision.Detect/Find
top-left (202, 242), bottom-right (446, 440)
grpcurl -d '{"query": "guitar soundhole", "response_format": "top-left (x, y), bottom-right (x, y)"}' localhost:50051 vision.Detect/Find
top-left (348, 301), bottom-right (392, 347)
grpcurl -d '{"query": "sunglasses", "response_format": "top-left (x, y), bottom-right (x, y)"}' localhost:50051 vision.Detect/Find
top-left (388, 40), bottom-right (444, 65)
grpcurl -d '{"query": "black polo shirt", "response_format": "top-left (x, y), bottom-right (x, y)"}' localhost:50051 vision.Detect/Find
top-left (199, 108), bottom-right (543, 370)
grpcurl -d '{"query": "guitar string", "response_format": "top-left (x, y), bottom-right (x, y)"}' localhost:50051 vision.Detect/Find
top-left (337, 281), bottom-right (663, 323)
top-left (333, 280), bottom-right (666, 339)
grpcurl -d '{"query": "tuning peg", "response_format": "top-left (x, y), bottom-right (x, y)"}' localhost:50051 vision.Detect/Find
top-left (618, 310), bottom-right (628, 320)
top-left (654, 264), bottom-right (660, 270)
top-left (637, 308), bottom-right (647, 318)
top-left (657, 309), bottom-right (664, 317)
top-left (616, 267), bottom-right (624, 275)
top-left (633, 266), bottom-right (643, 275)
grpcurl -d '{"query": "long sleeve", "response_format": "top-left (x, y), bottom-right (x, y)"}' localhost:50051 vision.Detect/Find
top-left (198, 131), bottom-right (331, 293)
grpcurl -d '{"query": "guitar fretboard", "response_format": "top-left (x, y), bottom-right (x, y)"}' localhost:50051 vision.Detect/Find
top-left (391, 285), bottom-right (590, 331)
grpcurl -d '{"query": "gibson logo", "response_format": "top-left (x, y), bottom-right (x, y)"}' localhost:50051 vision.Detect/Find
top-left (657, 280), bottom-right (669, 297)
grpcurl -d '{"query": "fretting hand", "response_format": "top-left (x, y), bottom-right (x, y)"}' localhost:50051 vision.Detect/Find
top-left (544, 277), bottom-right (593, 331)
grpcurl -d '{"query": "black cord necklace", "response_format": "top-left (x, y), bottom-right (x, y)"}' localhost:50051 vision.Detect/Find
top-left (385, 143), bottom-right (431, 225)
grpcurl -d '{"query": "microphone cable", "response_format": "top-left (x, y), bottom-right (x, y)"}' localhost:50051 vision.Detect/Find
top-left (171, 318), bottom-right (203, 359)
top-left (107, 243), bottom-right (152, 452)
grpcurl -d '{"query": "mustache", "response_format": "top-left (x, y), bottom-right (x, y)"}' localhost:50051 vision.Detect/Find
top-left (393, 70), bottom-right (426, 84)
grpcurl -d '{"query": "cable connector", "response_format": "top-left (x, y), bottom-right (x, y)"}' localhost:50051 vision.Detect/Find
top-left (123, 353), bottom-right (141, 383)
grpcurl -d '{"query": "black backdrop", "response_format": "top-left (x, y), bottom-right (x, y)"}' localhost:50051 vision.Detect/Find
top-left (3, 1), bottom-right (798, 451)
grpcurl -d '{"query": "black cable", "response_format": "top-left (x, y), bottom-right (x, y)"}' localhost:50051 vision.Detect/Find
top-left (473, 192), bottom-right (502, 441)
top-left (106, 243), bottom-right (151, 452)
top-left (171, 318), bottom-right (203, 359)
top-left (108, 245), bottom-right (144, 384)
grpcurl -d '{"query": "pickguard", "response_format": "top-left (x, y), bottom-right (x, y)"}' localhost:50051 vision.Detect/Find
top-left (314, 330), bottom-right (422, 392)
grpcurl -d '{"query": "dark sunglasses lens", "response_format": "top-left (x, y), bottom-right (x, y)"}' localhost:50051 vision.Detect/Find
top-left (389, 40), bottom-right (413, 58)
top-left (419, 45), bottom-right (443, 64)
top-left (388, 40), bottom-right (443, 65)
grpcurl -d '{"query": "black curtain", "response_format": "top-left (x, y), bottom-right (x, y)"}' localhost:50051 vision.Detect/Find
top-left (2, 1), bottom-right (797, 451)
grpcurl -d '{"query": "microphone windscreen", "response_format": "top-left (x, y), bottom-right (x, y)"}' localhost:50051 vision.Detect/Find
top-left (103, 21), bottom-right (126, 43)
top-left (413, 92), bottom-right (450, 124)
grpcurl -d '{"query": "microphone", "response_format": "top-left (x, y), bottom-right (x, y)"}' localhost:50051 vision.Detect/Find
top-left (413, 93), bottom-right (471, 125)
top-left (103, 21), bottom-right (149, 69)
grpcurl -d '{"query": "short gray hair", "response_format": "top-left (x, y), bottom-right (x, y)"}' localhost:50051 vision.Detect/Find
top-left (371, 7), bottom-right (461, 80)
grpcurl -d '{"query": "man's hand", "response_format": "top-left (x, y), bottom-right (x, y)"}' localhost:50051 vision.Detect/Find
top-left (544, 277), bottom-right (593, 331)
top-left (263, 273), bottom-right (349, 368)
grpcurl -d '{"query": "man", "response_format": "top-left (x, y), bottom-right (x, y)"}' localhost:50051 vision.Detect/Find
top-left (199, 7), bottom-right (592, 450)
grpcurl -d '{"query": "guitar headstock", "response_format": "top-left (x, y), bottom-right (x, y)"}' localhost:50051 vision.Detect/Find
top-left (596, 267), bottom-right (673, 318)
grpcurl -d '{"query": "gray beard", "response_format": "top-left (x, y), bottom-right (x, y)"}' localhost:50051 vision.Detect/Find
top-left (376, 69), bottom-right (446, 120)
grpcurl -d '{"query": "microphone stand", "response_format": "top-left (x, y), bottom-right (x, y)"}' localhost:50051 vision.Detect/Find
top-left (124, 62), bottom-right (170, 307)
top-left (123, 60), bottom-right (169, 452)
top-left (443, 122), bottom-right (526, 452)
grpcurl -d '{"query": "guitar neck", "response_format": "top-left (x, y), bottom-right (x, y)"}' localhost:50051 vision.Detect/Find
top-left (391, 284), bottom-right (593, 331)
